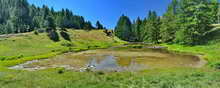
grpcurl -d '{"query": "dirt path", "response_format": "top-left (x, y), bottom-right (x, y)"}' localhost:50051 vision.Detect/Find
top-left (0, 32), bottom-right (30, 38)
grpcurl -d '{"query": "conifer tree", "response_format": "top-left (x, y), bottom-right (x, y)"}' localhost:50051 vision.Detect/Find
top-left (160, 0), bottom-right (179, 43)
top-left (96, 21), bottom-right (104, 29)
top-left (175, 0), bottom-right (213, 45)
top-left (115, 15), bottom-right (133, 41)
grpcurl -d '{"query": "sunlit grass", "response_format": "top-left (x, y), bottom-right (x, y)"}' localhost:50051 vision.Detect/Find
top-left (161, 42), bottom-right (220, 68)
top-left (0, 68), bottom-right (220, 88)
top-left (0, 29), bottom-right (126, 67)
top-left (1, 29), bottom-right (220, 88)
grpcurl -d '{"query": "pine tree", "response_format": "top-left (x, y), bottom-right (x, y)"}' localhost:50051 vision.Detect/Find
top-left (0, 0), bottom-right (94, 34)
top-left (83, 21), bottom-right (94, 30)
top-left (133, 17), bottom-right (142, 42)
top-left (209, 0), bottom-right (219, 24)
top-left (96, 21), bottom-right (104, 29)
top-left (160, 0), bottom-right (179, 43)
top-left (46, 16), bottom-right (56, 31)
top-left (144, 11), bottom-right (160, 44)
top-left (175, 0), bottom-right (213, 45)
top-left (115, 15), bottom-right (133, 41)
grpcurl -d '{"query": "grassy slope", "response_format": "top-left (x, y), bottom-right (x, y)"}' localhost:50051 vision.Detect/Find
top-left (0, 30), bottom-right (126, 67)
top-left (1, 29), bottom-right (220, 88)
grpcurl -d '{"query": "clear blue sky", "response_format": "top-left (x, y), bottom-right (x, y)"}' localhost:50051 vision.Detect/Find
top-left (27, 0), bottom-right (172, 29)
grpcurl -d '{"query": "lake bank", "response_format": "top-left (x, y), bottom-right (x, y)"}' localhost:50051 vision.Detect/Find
top-left (8, 45), bottom-right (206, 72)
top-left (161, 43), bottom-right (220, 68)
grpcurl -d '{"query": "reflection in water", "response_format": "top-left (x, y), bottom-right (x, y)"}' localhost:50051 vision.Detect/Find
top-left (87, 55), bottom-right (147, 72)
top-left (88, 55), bottom-right (118, 71)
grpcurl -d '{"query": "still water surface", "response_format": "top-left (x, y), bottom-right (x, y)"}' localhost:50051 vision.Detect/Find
top-left (10, 46), bottom-right (205, 72)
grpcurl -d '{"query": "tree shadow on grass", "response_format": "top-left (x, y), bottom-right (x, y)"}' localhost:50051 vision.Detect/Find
top-left (47, 30), bottom-right (60, 42)
top-left (60, 31), bottom-right (71, 41)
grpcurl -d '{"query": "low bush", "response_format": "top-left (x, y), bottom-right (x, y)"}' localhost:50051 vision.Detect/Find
top-left (210, 62), bottom-right (220, 69)
top-left (34, 30), bottom-right (39, 35)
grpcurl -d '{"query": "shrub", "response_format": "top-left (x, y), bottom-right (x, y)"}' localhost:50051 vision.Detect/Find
top-left (210, 62), bottom-right (220, 69)
top-left (96, 71), bottom-right (105, 75)
top-left (34, 30), bottom-right (39, 35)
top-left (57, 68), bottom-right (65, 74)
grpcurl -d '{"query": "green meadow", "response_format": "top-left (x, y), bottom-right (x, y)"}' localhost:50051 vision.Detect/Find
top-left (0, 29), bottom-right (220, 88)
top-left (1, 0), bottom-right (220, 87)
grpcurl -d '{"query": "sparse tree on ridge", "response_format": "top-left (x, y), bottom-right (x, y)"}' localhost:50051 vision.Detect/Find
top-left (96, 21), bottom-right (104, 29)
